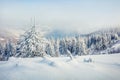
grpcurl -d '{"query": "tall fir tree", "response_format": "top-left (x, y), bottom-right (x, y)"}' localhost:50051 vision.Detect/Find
top-left (16, 25), bottom-right (46, 57)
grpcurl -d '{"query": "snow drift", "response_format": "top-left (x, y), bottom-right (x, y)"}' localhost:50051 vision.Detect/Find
top-left (0, 53), bottom-right (120, 80)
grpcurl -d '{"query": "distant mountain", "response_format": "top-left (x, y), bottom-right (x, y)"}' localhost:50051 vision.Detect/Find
top-left (45, 27), bottom-right (120, 39)
top-left (88, 27), bottom-right (120, 36)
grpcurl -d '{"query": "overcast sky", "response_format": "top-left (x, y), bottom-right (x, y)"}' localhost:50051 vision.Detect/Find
top-left (0, 0), bottom-right (120, 33)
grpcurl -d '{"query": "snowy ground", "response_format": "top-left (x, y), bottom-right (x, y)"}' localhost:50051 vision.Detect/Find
top-left (0, 54), bottom-right (120, 80)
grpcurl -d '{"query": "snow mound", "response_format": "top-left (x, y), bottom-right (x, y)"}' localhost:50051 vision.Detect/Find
top-left (40, 58), bottom-right (57, 67)
top-left (83, 58), bottom-right (92, 63)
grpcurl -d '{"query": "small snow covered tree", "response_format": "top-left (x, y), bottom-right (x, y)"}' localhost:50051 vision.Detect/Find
top-left (3, 43), bottom-right (10, 60)
top-left (75, 36), bottom-right (81, 55)
top-left (76, 38), bottom-right (87, 56)
top-left (2, 41), bottom-right (14, 61)
top-left (45, 43), bottom-right (52, 56)
top-left (110, 33), bottom-right (119, 46)
top-left (0, 43), bottom-right (4, 61)
top-left (45, 40), bottom-right (55, 57)
top-left (64, 37), bottom-right (76, 55)
top-left (70, 37), bottom-right (76, 55)
top-left (54, 39), bottom-right (60, 57)
top-left (16, 25), bottom-right (46, 58)
top-left (0, 44), bottom-right (3, 55)
top-left (59, 39), bottom-right (67, 55)
top-left (100, 36), bottom-right (107, 51)
top-left (7, 40), bottom-right (15, 57)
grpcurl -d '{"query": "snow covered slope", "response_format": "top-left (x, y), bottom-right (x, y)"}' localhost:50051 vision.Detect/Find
top-left (0, 54), bottom-right (120, 80)
top-left (110, 41), bottom-right (120, 53)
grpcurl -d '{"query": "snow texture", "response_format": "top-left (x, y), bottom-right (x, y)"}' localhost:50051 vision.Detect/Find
top-left (0, 53), bottom-right (120, 80)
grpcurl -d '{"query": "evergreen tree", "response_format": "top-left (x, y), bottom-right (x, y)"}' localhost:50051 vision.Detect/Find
top-left (78, 39), bottom-right (87, 56)
top-left (54, 39), bottom-right (60, 57)
top-left (4, 43), bottom-right (10, 60)
top-left (0, 43), bottom-right (4, 61)
top-left (71, 37), bottom-right (76, 55)
top-left (45, 40), bottom-right (55, 57)
top-left (75, 36), bottom-right (81, 55)
top-left (7, 40), bottom-right (15, 57)
top-left (16, 25), bottom-right (46, 57)
top-left (59, 39), bottom-right (67, 55)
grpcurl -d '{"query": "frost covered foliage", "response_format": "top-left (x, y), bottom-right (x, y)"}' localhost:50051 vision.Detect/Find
top-left (45, 39), bottom-right (60, 57)
top-left (15, 26), bottom-right (46, 58)
top-left (48, 28), bottom-right (120, 55)
top-left (0, 27), bottom-right (120, 60)
top-left (0, 43), bottom-right (4, 60)
top-left (45, 40), bottom-right (55, 57)
top-left (58, 37), bottom-right (87, 56)
top-left (0, 41), bottom-right (15, 61)
top-left (87, 32), bottom-right (120, 54)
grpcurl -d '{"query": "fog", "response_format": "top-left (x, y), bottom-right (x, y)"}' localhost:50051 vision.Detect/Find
top-left (0, 0), bottom-right (120, 33)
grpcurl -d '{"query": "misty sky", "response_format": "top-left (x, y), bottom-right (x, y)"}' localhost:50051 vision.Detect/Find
top-left (0, 0), bottom-right (120, 33)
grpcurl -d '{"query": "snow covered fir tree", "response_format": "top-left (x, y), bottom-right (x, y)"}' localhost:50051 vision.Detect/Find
top-left (15, 25), bottom-right (46, 58)
top-left (0, 41), bottom-right (15, 61)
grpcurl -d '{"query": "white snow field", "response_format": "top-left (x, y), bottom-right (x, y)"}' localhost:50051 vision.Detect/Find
top-left (0, 54), bottom-right (120, 80)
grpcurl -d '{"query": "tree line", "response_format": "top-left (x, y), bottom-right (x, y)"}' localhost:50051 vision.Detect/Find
top-left (0, 26), bottom-right (120, 61)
